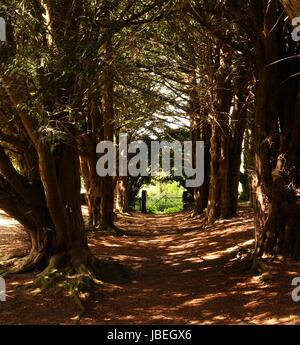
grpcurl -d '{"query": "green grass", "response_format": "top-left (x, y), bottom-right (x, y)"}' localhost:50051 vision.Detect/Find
top-left (139, 180), bottom-right (184, 214)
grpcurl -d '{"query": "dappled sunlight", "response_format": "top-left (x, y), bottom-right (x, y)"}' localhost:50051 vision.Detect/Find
top-left (201, 253), bottom-right (222, 260)
top-left (181, 293), bottom-right (229, 307)
top-left (0, 211), bottom-right (29, 259)
top-left (182, 257), bottom-right (205, 263)
top-left (100, 241), bottom-right (122, 248)
top-left (223, 239), bottom-right (255, 254)
top-left (76, 207), bottom-right (300, 325)
top-left (111, 255), bottom-right (148, 262)
top-left (1, 206), bottom-right (300, 324)
top-left (0, 210), bottom-right (20, 226)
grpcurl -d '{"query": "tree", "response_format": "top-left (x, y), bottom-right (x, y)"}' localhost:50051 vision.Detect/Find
top-left (251, 0), bottom-right (300, 257)
top-left (0, 0), bottom-right (172, 288)
top-left (0, 1), bottom-right (97, 291)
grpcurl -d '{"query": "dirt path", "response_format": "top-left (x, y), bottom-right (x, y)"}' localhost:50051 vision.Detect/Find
top-left (1, 207), bottom-right (300, 324)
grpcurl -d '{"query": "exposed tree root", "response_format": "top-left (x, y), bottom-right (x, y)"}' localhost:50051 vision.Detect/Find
top-left (190, 209), bottom-right (206, 219)
top-left (226, 249), bottom-right (271, 276)
top-left (1, 251), bottom-right (28, 261)
top-left (0, 252), bottom-right (29, 271)
top-left (3, 250), bottom-right (128, 317)
top-left (115, 210), bottom-right (132, 217)
top-left (1, 253), bottom-right (44, 275)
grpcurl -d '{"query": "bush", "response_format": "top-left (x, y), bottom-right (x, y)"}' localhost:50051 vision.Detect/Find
top-left (138, 180), bottom-right (185, 214)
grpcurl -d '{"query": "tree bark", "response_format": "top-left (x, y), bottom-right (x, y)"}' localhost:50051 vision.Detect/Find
top-left (100, 32), bottom-right (115, 229)
top-left (0, 0), bottom-right (98, 274)
top-left (207, 49), bottom-right (233, 223)
top-left (253, 0), bottom-right (300, 258)
top-left (227, 68), bottom-right (249, 213)
top-left (80, 137), bottom-right (102, 229)
top-left (189, 69), bottom-right (211, 215)
top-left (115, 176), bottom-right (130, 213)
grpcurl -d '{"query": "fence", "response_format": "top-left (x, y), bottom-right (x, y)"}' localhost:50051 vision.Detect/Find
top-left (134, 193), bottom-right (183, 213)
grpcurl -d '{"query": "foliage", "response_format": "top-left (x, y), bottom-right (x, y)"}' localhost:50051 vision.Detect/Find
top-left (139, 179), bottom-right (184, 214)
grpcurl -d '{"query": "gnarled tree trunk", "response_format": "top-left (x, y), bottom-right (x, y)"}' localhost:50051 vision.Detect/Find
top-left (253, 0), bottom-right (300, 258)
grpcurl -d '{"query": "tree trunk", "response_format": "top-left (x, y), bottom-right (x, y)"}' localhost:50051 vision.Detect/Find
top-left (0, 139), bottom-right (94, 273)
top-left (207, 49), bottom-right (233, 223)
top-left (1, 54), bottom-right (94, 276)
top-left (206, 48), bottom-right (250, 222)
top-left (100, 27), bottom-right (115, 228)
top-left (227, 68), bottom-right (249, 214)
top-left (80, 137), bottom-right (102, 229)
top-left (191, 120), bottom-right (210, 215)
top-left (15, 142), bottom-right (92, 272)
top-left (188, 63), bottom-right (211, 215)
top-left (115, 176), bottom-right (130, 213)
top-left (253, 0), bottom-right (300, 258)
top-left (241, 122), bottom-right (255, 204)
